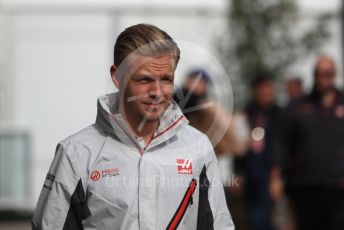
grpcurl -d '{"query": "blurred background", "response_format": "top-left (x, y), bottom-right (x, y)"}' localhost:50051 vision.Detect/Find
top-left (0, 0), bottom-right (342, 229)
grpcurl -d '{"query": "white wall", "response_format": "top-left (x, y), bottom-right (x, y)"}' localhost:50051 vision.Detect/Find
top-left (12, 14), bottom-right (113, 208)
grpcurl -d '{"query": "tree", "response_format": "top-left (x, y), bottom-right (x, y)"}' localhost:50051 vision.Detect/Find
top-left (218, 0), bottom-right (337, 107)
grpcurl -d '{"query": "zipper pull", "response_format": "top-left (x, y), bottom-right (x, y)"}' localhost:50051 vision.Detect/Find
top-left (189, 196), bottom-right (193, 205)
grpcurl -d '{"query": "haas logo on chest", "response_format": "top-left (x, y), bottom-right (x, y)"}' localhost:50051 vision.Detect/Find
top-left (176, 159), bottom-right (193, 174)
top-left (90, 168), bottom-right (120, 181)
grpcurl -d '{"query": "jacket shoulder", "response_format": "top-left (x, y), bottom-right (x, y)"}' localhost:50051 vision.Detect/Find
top-left (178, 124), bottom-right (214, 154)
top-left (58, 124), bottom-right (107, 158)
top-left (62, 124), bottom-right (106, 143)
top-left (180, 124), bottom-right (209, 141)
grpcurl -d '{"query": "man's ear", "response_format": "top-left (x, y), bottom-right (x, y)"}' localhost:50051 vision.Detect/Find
top-left (110, 65), bottom-right (120, 89)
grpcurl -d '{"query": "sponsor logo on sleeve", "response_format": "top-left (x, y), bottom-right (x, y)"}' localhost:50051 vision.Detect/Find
top-left (43, 173), bottom-right (55, 190)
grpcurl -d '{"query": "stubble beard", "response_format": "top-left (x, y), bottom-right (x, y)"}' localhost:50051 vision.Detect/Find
top-left (141, 103), bottom-right (168, 123)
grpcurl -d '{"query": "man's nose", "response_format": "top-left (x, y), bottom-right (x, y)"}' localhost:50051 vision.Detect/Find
top-left (148, 80), bottom-right (162, 98)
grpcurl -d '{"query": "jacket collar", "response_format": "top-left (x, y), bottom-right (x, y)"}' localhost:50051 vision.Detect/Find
top-left (95, 92), bottom-right (188, 153)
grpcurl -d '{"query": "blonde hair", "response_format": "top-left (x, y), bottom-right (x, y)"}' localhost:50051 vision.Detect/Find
top-left (113, 23), bottom-right (180, 67)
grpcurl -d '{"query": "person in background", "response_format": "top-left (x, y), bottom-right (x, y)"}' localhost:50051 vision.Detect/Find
top-left (270, 55), bottom-right (344, 230)
top-left (285, 77), bottom-right (304, 107)
top-left (174, 69), bottom-right (249, 157)
top-left (174, 69), bottom-right (250, 210)
top-left (235, 76), bottom-right (281, 230)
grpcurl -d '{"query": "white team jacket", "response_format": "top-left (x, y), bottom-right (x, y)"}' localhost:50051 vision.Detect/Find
top-left (32, 92), bottom-right (234, 230)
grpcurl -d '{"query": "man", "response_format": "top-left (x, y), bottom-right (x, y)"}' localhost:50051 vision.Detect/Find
top-left (271, 56), bottom-right (344, 229)
top-left (235, 76), bottom-right (281, 230)
top-left (32, 24), bottom-right (234, 230)
top-left (174, 69), bottom-right (249, 214)
top-left (173, 69), bottom-right (247, 156)
top-left (285, 77), bottom-right (304, 108)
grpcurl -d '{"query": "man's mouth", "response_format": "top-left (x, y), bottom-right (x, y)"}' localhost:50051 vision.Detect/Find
top-left (143, 101), bottom-right (165, 110)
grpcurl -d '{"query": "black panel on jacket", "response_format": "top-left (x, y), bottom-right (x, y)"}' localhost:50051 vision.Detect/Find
top-left (197, 165), bottom-right (214, 230)
top-left (63, 179), bottom-right (91, 230)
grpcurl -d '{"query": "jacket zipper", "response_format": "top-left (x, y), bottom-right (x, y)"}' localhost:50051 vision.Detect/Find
top-left (144, 115), bottom-right (184, 151)
top-left (111, 115), bottom-right (144, 155)
top-left (166, 179), bottom-right (197, 230)
top-left (112, 114), bottom-right (184, 155)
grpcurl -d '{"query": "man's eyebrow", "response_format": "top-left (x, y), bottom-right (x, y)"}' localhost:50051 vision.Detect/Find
top-left (137, 71), bottom-right (174, 79)
top-left (135, 71), bottom-right (154, 78)
top-left (162, 73), bottom-right (174, 78)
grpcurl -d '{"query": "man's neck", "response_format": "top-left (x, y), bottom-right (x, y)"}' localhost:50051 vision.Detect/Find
top-left (132, 120), bottom-right (159, 145)
top-left (119, 105), bottom-right (159, 145)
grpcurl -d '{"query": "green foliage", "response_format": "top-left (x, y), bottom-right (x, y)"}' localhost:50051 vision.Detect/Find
top-left (218, 0), bottom-right (337, 106)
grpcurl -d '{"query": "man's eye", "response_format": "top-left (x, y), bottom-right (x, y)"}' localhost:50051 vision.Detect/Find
top-left (161, 78), bottom-right (173, 84)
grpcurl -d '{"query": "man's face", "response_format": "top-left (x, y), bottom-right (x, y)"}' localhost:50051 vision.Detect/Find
top-left (121, 54), bottom-right (175, 124)
top-left (286, 80), bottom-right (302, 99)
top-left (254, 81), bottom-right (275, 108)
top-left (315, 58), bottom-right (336, 93)
top-left (185, 77), bottom-right (208, 96)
